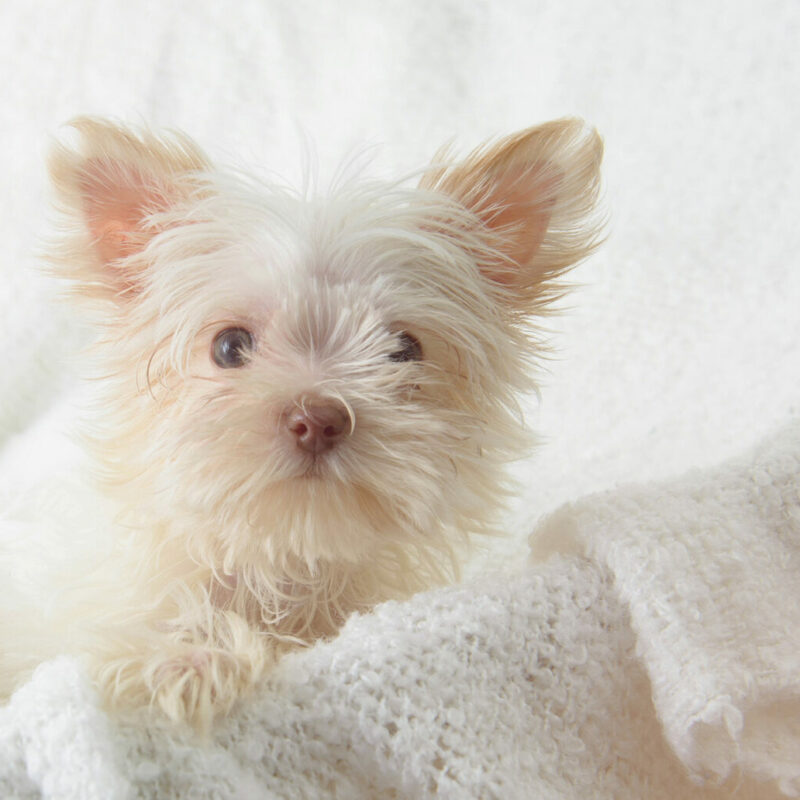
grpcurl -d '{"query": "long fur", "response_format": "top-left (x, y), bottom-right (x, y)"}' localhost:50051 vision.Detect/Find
top-left (0, 118), bottom-right (603, 730)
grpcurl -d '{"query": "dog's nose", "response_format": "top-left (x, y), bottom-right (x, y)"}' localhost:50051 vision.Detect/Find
top-left (286, 402), bottom-right (351, 454)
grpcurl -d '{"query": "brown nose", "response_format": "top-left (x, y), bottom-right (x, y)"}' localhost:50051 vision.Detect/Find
top-left (286, 402), bottom-right (351, 454)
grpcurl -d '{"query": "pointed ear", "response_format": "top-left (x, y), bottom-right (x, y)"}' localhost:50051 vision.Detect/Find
top-left (48, 117), bottom-right (210, 301)
top-left (421, 119), bottom-right (604, 312)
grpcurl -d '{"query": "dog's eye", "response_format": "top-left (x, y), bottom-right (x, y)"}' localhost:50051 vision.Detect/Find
top-left (389, 332), bottom-right (423, 363)
top-left (212, 327), bottom-right (255, 368)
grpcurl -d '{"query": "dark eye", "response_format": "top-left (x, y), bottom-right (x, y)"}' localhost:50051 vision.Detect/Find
top-left (389, 331), bottom-right (423, 363)
top-left (212, 327), bottom-right (255, 368)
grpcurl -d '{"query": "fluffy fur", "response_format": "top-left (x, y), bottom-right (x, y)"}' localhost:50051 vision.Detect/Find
top-left (0, 118), bottom-right (603, 729)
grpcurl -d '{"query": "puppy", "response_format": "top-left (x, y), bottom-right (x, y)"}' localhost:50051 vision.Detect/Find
top-left (0, 118), bottom-right (602, 728)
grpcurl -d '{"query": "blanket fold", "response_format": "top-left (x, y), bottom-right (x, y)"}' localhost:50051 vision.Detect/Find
top-left (535, 420), bottom-right (800, 795)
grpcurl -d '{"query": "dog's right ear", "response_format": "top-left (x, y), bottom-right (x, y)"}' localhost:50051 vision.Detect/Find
top-left (420, 119), bottom-right (604, 316)
top-left (48, 117), bottom-right (210, 303)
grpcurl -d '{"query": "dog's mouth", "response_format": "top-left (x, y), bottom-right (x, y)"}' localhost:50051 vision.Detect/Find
top-left (300, 459), bottom-right (326, 478)
top-left (288, 447), bottom-right (343, 480)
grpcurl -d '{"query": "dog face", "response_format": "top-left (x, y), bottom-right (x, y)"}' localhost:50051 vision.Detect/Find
top-left (48, 118), bottom-right (602, 585)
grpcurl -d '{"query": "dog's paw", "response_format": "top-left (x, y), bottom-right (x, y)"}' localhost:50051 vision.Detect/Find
top-left (94, 630), bottom-right (271, 730)
top-left (149, 647), bottom-right (249, 728)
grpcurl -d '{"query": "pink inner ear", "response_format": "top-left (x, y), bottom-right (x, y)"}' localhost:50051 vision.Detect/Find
top-left (88, 204), bottom-right (142, 264)
top-left (489, 192), bottom-right (555, 276)
top-left (486, 178), bottom-right (556, 278)
top-left (80, 162), bottom-right (160, 265)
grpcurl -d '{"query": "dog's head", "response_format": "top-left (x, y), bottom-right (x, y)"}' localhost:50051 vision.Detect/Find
top-left (48, 118), bottom-right (602, 588)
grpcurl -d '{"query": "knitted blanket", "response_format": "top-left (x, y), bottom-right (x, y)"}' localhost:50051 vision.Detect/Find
top-left (1, 422), bottom-right (798, 799)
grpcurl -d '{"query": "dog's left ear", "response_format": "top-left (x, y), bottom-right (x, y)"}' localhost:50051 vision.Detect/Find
top-left (48, 117), bottom-right (210, 303)
top-left (421, 119), bottom-right (604, 312)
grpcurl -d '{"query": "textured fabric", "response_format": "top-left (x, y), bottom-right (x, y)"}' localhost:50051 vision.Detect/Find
top-left (1, 423), bottom-right (799, 798)
top-left (536, 421), bottom-right (800, 795)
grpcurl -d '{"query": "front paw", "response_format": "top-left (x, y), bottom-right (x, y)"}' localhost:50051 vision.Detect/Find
top-left (96, 637), bottom-right (270, 730)
top-left (149, 646), bottom-right (256, 728)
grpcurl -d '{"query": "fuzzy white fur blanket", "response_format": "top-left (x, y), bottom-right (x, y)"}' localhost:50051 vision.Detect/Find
top-left (1, 0), bottom-right (799, 797)
top-left (1, 422), bottom-right (798, 798)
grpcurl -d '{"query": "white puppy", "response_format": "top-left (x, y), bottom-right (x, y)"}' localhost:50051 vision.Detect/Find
top-left (0, 118), bottom-right (602, 728)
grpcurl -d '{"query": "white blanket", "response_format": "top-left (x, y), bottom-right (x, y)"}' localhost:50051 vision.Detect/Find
top-left (1, 422), bottom-right (798, 798)
top-left (1, 0), bottom-right (799, 797)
